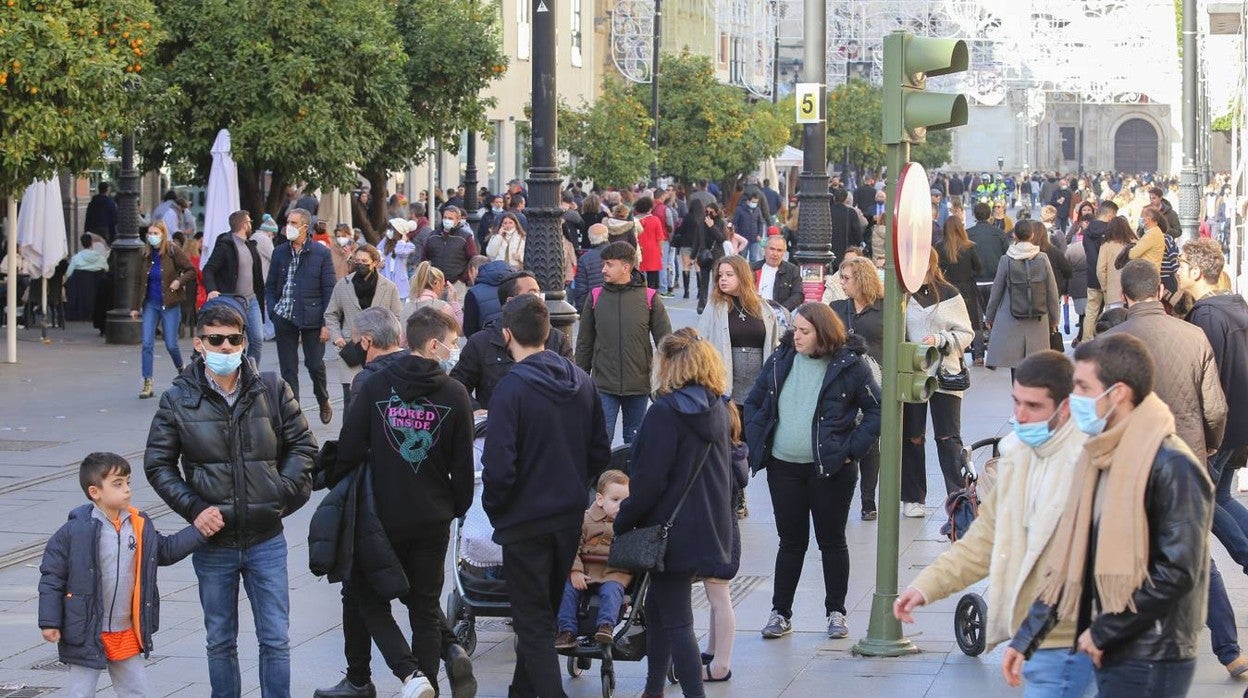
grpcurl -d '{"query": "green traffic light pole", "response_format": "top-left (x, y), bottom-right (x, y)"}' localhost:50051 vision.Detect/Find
top-left (852, 137), bottom-right (919, 658)
top-left (853, 30), bottom-right (967, 658)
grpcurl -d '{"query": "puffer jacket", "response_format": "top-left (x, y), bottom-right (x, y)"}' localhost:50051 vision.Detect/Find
top-left (144, 360), bottom-right (318, 548)
top-left (574, 271), bottom-right (672, 396)
top-left (38, 504), bottom-right (204, 670)
top-left (1009, 436), bottom-right (1214, 663)
top-left (462, 260), bottom-right (513, 336)
top-left (1103, 301), bottom-right (1227, 460)
top-left (570, 243), bottom-right (607, 311)
top-left (307, 466), bottom-right (408, 600)
top-left (743, 335), bottom-right (882, 476)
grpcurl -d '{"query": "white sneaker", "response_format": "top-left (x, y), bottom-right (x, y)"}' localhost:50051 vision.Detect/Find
top-left (401, 673), bottom-right (435, 698)
top-left (903, 502), bottom-right (926, 518)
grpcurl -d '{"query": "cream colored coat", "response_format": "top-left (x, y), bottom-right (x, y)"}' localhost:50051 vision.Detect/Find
top-left (909, 420), bottom-right (1088, 652)
top-left (324, 273), bottom-right (403, 384)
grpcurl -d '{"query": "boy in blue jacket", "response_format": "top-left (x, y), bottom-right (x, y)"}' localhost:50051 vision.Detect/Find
top-left (38, 452), bottom-right (221, 696)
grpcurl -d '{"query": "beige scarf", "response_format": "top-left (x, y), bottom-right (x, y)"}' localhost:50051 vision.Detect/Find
top-left (1037, 393), bottom-right (1176, 619)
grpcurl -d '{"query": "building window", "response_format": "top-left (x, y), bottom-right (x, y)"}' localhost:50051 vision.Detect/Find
top-left (489, 120), bottom-right (503, 196)
top-left (1060, 126), bottom-right (1077, 160)
top-left (515, 120), bottom-right (530, 178)
top-left (517, 0), bottom-right (531, 61)
top-left (718, 32), bottom-right (729, 68)
top-left (571, 0), bottom-right (583, 67)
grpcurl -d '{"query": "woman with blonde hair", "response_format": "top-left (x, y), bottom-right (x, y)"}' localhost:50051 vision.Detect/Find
top-left (325, 244), bottom-right (402, 410)
top-left (745, 303), bottom-right (882, 641)
top-left (833, 256), bottom-right (885, 520)
top-left (405, 260), bottom-right (462, 326)
top-left (615, 327), bottom-right (736, 697)
top-left (129, 219), bottom-right (196, 398)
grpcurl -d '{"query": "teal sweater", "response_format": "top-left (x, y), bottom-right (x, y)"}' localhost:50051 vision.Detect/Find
top-left (772, 353), bottom-right (828, 463)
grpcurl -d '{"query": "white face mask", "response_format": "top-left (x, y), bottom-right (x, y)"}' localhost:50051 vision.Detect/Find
top-left (336, 236), bottom-right (352, 248)
top-left (285, 225), bottom-right (301, 241)
top-left (385, 230), bottom-right (395, 240)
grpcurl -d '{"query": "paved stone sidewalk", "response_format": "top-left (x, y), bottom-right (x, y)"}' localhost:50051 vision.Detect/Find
top-left (0, 310), bottom-right (1244, 697)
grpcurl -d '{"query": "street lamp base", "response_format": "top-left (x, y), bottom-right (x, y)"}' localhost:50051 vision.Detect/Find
top-left (105, 310), bottom-right (142, 345)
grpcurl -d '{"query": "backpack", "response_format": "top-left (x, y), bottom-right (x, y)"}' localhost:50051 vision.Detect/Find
top-left (590, 286), bottom-right (657, 309)
top-left (1007, 258), bottom-right (1047, 320)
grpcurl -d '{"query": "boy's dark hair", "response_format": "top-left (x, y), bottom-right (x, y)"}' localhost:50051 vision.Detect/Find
top-left (600, 241), bottom-right (637, 267)
top-left (1097, 201), bottom-right (1119, 217)
top-left (406, 305), bottom-right (461, 351)
top-left (633, 196), bottom-right (653, 214)
top-left (1120, 259), bottom-right (1161, 303)
top-left (497, 270), bottom-right (538, 306)
top-left (1013, 220), bottom-right (1034, 242)
top-left (1014, 350), bottom-right (1074, 404)
top-left (1073, 333), bottom-right (1154, 406)
top-left (596, 469), bottom-right (630, 493)
top-left (1096, 307), bottom-right (1129, 334)
top-left (501, 294), bottom-right (550, 348)
top-left (80, 233), bottom-right (93, 248)
top-left (972, 202), bottom-right (992, 221)
top-left (80, 452), bottom-right (131, 498)
top-left (196, 300), bottom-right (246, 333)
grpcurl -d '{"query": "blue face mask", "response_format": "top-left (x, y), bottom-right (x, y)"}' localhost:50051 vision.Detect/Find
top-left (203, 349), bottom-right (244, 376)
top-left (1009, 402), bottom-right (1064, 449)
top-left (1069, 385), bottom-right (1118, 436)
top-left (146, 234), bottom-right (162, 247)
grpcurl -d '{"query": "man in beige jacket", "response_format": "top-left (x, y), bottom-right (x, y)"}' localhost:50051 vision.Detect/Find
top-left (894, 350), bottom-right (1093, 697)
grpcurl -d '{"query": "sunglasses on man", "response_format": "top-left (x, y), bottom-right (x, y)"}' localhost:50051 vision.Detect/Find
top-left (200, 333), bottom-right (245, 347)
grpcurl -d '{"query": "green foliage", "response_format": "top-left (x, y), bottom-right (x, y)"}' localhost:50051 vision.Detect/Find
top-left (911, 129), bottom-right (953, 170)
top-left (1212, 111), bottom-right (1237, 132)
top-left (561, 79), bottom-right (653, 189)
top-left (0, 0), bottom-right (161, 197)
top-left (145, 0), bottom-right (505, 225)
top-left (636, 52), bottom-right (788, 182)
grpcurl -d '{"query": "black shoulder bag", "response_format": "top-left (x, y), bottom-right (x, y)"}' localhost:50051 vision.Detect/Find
top-left (608, 443), bottom-right (713, 573)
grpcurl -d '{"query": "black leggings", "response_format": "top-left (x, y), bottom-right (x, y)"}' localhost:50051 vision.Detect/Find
top-left (766, 458), bottom-right (857, 617)
top-left (859, 441), bottom-right (881, 512)
top-left (645, 270), bottom-right (660, 289)
top-left (901, 392), bottom-right (964, 503)
top-left (644, 571), bottom-right (705, 698)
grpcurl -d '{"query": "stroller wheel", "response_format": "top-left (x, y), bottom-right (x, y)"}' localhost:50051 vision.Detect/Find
top-left (954, 593), bottom-right (988, 657)
top-left (601, 669), bottom-right (615, 698)
top-left (567, 655), bottom-right (585, 677)
top-left (445, 590), bottom-right (464, 622)
top-left (453, 620), bottom-right (477, 657)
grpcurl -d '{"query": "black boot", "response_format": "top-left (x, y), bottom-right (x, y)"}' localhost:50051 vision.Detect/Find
top-left (682, 271), bottom-right (690, 298)
top-left (445, 644), bottom-right (477, 698)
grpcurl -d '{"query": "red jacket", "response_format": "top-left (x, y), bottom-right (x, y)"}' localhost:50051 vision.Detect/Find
top-left (636, 214), bottom-right (665, 272)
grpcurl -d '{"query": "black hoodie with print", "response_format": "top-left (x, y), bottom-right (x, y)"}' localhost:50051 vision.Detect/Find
top-left (336, 353), bottom-right (475, 541)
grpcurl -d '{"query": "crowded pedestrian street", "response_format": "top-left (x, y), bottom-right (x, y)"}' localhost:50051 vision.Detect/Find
top-left (0, 285), bottom-right (1244, 696)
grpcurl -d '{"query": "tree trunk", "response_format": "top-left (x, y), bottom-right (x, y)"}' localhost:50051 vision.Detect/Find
top-left (362, 168), bottom-right (390, 245)
top-left (264, 172), bottom-right (289, 218)
top-left (238, 166), bottom-right (265, 222)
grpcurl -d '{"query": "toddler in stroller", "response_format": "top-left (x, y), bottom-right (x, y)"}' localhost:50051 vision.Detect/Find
top-left (555, 469), bottom-right (633, 648)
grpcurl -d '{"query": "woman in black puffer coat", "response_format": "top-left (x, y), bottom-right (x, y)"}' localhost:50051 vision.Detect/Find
top-left (743, 303), bottom-right (881, 642)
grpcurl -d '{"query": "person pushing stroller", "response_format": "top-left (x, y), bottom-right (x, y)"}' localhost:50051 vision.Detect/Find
top-left (555, 470), bottom-right (632, 648)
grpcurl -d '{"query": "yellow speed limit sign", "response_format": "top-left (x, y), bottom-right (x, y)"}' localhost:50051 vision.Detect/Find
top-left (795, 83), bottom-right (823, 124)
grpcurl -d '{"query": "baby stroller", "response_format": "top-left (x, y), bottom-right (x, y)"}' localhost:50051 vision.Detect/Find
top-left (445, 417), bottom-right (501, 656)
top-left (558, 444), bottom-right (653, 698)
top-left (942, 436), bottom-right (1001, 658)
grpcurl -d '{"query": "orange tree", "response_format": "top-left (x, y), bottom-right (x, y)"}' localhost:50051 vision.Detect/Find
top-left (561, 78), bottom-right (653, 189)
top-left (0, 0), bottom-right (160, 196)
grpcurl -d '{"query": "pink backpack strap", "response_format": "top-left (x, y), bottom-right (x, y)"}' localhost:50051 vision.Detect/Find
top-left (645, 288), bottom-right (656, 309)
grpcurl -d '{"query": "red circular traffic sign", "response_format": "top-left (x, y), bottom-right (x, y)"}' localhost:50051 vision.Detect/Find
top-left (893, 162), bottom-right (933, 294)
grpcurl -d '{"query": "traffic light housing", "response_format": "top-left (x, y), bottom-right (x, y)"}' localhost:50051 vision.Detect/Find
top-left (898, 342), bottom-right (940, 403)
top-left (882, 32), bottom-right (969, 145)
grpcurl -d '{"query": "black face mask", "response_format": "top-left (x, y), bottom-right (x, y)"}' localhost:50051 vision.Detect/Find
top-left (338, 340), bottom-right (367, 368)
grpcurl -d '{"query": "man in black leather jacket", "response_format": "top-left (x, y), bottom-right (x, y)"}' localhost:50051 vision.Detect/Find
top-left (144, 297), bottom-right (316, 698)
top-left (1003, 333), bottom-right (1213, 698)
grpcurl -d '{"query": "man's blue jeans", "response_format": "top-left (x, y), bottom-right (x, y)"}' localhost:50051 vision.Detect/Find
top-left (243, 296), bottom-right (264, 365)
top-left (658, 241), bottom-right (671, 293)
top-left (1095, 658), bottom-right (1195, 698)
top-left (193, 533), bottom-right (291, 698)
top-left (1022, 648), bottom-right (1095, 698)
top-left (1207, 557), bottom-right (1241, 665)
top-left (1209, 447), bottom-right (1248, 573)
top-left (599, 392), bottom-right (647, 446)
top-left (141, 301), bottom-right (183, 379)
top-left (557, 580), bottom-right (625, 633)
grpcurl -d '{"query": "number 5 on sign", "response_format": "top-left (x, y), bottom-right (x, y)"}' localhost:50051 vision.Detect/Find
top-left (795, 83), bottom-right (823, 124)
